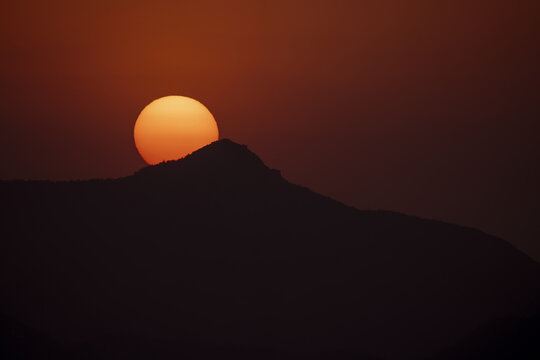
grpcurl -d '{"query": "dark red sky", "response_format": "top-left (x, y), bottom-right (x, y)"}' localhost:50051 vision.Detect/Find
top-left (1, 0), bottom-right (539, 260)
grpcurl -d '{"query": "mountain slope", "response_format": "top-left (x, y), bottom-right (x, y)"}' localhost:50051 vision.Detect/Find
top-left (1, 139), bottom-right (539, 359)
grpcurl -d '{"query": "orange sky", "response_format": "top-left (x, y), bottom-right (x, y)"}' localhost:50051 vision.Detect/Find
top-left (1, 0), bottom-right (539, 260)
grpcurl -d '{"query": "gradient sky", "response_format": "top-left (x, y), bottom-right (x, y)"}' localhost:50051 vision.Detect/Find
top-left (1, 0), bottom-right (539, 260)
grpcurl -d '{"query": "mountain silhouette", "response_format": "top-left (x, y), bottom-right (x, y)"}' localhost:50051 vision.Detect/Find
top-left (1, 139), bottom-right (539, 359)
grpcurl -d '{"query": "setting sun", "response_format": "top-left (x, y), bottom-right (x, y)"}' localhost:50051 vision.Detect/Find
top-left (134, 96), bottom-right (219, 165)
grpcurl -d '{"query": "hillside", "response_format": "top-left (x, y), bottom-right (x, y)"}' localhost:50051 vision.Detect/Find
top-left (1, 139), bottom-right (539, 359)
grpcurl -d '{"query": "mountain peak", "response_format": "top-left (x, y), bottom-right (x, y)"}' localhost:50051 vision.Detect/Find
top-left (187, 138), bottom-right (260, 162)
top-left (204, 138), bottom-right (245, 149)
top-left (133, 139), bottom-right (281, 181)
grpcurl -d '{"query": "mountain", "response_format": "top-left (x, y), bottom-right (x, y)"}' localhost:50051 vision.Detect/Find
top-left (427, 314), bottom-right (540, 360)
top-left (1, 139), bottom-right (539, 359)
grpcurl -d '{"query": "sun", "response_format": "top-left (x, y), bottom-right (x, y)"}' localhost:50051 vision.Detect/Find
top-left (134, 96), bottom-right (219, 165)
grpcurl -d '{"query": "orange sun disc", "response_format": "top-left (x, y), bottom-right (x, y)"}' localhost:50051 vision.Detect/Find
top-left (134, 96), bottom-right (219, 165)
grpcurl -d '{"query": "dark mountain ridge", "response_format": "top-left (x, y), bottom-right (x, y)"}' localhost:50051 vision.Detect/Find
top-left (1, 139), bottom-right (539, 359)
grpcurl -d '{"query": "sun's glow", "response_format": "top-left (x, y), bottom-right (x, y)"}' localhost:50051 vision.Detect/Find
top-left (134, 96), bottom-right (219, 165)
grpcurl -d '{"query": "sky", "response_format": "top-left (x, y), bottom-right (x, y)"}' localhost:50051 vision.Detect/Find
top-left (1, 0), bottom-right (539, 260)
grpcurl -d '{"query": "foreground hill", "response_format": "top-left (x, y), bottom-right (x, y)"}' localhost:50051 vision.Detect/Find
top-left (1, 139), bottom-right (539, 359)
